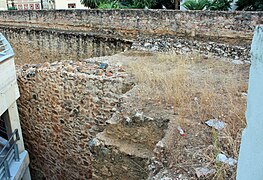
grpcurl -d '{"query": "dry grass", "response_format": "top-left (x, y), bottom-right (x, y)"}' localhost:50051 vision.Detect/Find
top-left (128, 52), bottom-right (249, 179)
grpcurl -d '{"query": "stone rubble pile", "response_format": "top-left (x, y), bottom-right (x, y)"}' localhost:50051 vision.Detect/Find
top-left (132, 37), bottom-right (250, 63)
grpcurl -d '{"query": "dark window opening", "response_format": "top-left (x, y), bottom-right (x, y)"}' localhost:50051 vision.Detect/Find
top-left (0, 110), bottom-right (12, 140)
top-left (68, 3), bottom-right (76, 9)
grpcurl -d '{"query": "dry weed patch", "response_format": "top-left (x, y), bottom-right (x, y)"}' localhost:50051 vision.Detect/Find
top-left (128, 52), bottom-right (249, 179)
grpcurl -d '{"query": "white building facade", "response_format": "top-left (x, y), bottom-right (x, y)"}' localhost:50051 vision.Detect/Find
top-left (5, 0), bottom-right (88, 10)
top-left (54, 0), bottom-right (88, 9)
top-left (7, 0), bottom-right (43, 10)
top-left (0, 0), bottom-right (7, 10)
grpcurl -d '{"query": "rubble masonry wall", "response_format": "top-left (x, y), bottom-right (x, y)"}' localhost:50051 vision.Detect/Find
top-left (17, 61), bottom-right (129, 179)
top-left (0, 10), bottom-right (262, 62)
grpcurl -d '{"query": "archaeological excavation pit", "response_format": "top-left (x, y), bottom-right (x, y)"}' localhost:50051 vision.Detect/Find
top-left (16, 60), bottom-right (169, 179)
top-left (0, 9), bottom-right (261, 179)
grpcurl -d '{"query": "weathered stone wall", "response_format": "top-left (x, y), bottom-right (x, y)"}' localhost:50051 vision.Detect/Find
top-left (0, 27), bottom-right (131, 65)
top-left (132, 36), bottom-right (251, 62)
top-left (0, 10), bottom-right (262, 62)
top-left (0, 10), bottom-right (262, 45)
top-left (17, 61), bottom-right (130, 179)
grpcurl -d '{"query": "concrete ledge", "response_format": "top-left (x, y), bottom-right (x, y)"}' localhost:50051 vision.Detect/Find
top-left (0, 58), bottom-right (20, 115)
top-left (9, 150), bottom-right (30, 180)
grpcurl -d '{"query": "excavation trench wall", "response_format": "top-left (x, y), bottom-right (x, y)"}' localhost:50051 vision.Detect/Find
top-left (0, 27), bottom-right (131, 65)
top-left (2, 9), bottom-right (263, 179)
top-left (17, 61), bottom-right (130, 179)
top-left (0, 10), bottom-right (263, 62)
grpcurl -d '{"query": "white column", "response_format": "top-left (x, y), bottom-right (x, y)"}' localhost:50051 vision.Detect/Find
top-left (237, 25), bottom-right (263, 180)
top-left (7, 101), bottom-right (25, 153)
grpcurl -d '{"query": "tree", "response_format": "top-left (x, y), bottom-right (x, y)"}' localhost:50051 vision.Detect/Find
top-left (153, 0), bottom-right (176, 9)
top-left (182, 0), bottom-right (233, 10)
top-left (11, 0), bottom-right (14, 7)
top-left (131, 0), bottom-right (157, 8)
top-left (80, 0), bottom-right (102, 8)
top-left (207, 0), bottom-right (233, 10)
top-left (80, 0), bottom-right (159, 9)
top-left (182, 0), bottom-right (209, 10)
top-left (236, 0), bottom-right (263, 11)
top-left (97, 0), bottom-right (126, 9)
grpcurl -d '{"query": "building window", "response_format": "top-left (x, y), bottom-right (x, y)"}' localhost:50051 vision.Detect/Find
top-left (29, 4), bottom-right (34, 10)
top-left (24, 4), bottom-right (28, 10)
top-left (0, 110), bottom-right (11, 140)
top-left (68, 3), bottom-right (76, 9)
top-left (35, 3), bottom-right (40, 10)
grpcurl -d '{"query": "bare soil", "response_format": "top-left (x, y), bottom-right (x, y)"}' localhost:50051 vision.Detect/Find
top-left (89, 50), bottom-right (250, 179)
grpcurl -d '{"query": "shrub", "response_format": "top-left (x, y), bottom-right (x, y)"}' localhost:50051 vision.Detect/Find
top-left (80, 0), bottom-right (102, 8)
top-left (183, 0), bottom-right (233, 11)
top-left (131, 0), bottom-right (157, 8)
top-left (182, 0), bottom-right (209, 10)
top-left (7, 6), bottom-right (17, 10)
top-left (208, 0), bottom-right (233, 11)
top-left (98, 1), bottom-right (121, 8)
top-left (236, 0), bottom-right (263, 11)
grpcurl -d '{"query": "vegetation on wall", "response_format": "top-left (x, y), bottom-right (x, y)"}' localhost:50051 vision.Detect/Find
top-left (97, 1), bottom-right (124, 9)
top-left (7, 6), bottom-right (17, 10)
top-left (182, 0), bottom-right (208, 10)
top-left (80, 0), bottom-right (263, 10)
top-left (208, 0), bottom-right (233, 10)
top-left (236, 0), bottom-right (263, 11)
top-left (80, 0), bottom-right (101, 8)
top-left (153, 0), bottom-right (177, 9)
top-left (182, 0), bottom-right (233, 10)
top-left (131, 0), bottom-right (157, 8)
top-left (80, 0), bottom-right (178, 9)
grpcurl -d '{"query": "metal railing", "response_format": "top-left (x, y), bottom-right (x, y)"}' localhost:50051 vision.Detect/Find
top-left (0, 33), bottom-right (14, 63)
top-left (0, 129), bottom-right (20, 180)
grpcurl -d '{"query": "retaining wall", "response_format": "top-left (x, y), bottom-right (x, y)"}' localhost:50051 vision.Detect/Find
top-left (17, 61), bottom-right (130, 179)
top-left (0, 10), bottom-right (262, 62)
top-left (0, 27), bottom-right (131, 64)
top-left (0, 10), bottom-right (262, 44)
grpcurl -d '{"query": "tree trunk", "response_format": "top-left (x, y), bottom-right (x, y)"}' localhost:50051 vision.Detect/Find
top-left (175, 0), bottom-right (179, 9)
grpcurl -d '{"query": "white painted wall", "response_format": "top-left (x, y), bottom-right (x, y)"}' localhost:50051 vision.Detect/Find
top-left (237, 25), bottom-right (263, 180)
top-left (0, 0), bottom-right (7, 10)
top-left (55, 0), bottom-right (89, 9)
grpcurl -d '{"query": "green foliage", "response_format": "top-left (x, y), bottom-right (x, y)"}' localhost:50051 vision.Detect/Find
top-left (182, 0), bottom-right (233, 10)
top-left (182, 0), bottom-right (209, 10)
top-left (98, 1), bottom-right (125, 9)
top-left (153, 0), bottom-right (176, 9)
top-left (80, 0), bottom-right (102, 8)
top-left (80, 0), bottom-right (158, 8)
top-left (236, 0), bottom-right (263, 11)
top-left (131, 0), bottom-right (157, 8)
top-left (208, 0), bottom-right (233, 11)
top-left (7, 6), bottom-right (17, 10)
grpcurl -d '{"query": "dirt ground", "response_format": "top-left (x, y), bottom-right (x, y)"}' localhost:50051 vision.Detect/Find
top-left (89, 50), bottom-right (250, 180)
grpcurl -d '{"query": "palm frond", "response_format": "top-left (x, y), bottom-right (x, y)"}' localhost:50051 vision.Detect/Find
top-left (182, 0), bottom-right (209, 10)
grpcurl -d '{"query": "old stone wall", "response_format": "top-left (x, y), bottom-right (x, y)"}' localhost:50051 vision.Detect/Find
top-left (132, 36), bottom-right (251, 62)
top-left (0, 27), bottom-right (131, 65)
top-left (0, 10), bottom-right (262, 62)
top-left (0, 10), bottom-right (262, 45)
top-left (17, 60), bottom-right (131, 179)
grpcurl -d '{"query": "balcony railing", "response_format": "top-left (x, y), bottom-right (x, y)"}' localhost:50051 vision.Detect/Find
top-left (0, 33), bottom-right (14, 63)
top-left (0, 129), bottom-right (20, 180)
